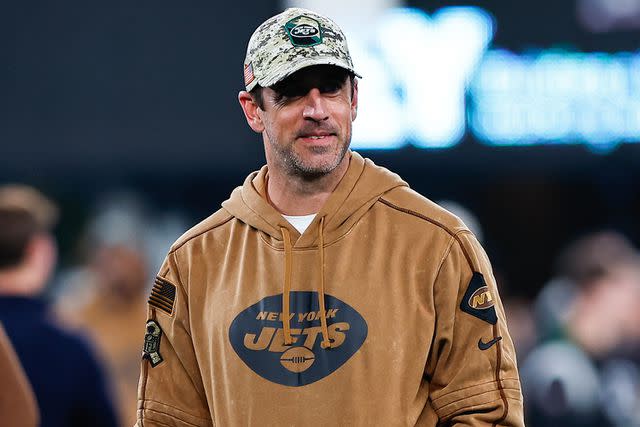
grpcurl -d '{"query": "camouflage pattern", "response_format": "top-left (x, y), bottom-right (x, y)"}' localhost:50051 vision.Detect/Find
top-left (243, 8), bottom-right (360, 91)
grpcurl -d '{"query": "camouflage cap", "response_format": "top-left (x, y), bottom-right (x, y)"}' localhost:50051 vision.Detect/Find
top-left (243, 8), bottom-right (360, 91)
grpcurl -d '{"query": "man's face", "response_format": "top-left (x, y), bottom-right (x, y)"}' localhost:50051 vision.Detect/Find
top-left (256, 66), bottom-right (357, 179)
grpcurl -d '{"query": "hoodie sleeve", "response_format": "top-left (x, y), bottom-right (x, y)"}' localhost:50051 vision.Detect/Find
top-left (135, 252), bottom-right (213, 427)
top-left (426, 230), bottom-right (524, 426)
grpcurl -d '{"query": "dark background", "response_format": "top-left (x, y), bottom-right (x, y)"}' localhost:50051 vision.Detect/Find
top-left (3, 1), bottom-right (639, 298)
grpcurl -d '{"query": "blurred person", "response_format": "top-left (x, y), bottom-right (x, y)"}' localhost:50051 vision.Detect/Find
top-left (135, 8), bottom-right (523, 427)
top-left (0, 322), bottom-right (39, 427)
top-left (559, 231), bottom-right (640, 361)
top-left (502, 296), bottom-right (537, 360)
top-left (521, 230), bottom-right (640, 427)
top-left (0, 184), bottom-right (118, 427)
top-left (58, 243), bottom-right (149, 427)
top-left (567, 252), bottom-right (640, 360)
top-left (54, 190), bottom-right (188, 427)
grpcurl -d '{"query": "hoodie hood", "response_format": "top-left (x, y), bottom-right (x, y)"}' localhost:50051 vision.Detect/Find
top-left (222, 151), bottom-right (407, 247)
top-left (222, 151), bottom-right (407, 349)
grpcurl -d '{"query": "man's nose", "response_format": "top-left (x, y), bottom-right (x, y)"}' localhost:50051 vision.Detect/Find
top-left (302, 88), bottom-right (329, 122)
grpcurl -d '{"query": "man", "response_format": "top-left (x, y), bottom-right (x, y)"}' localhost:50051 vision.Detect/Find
top-left (522, 231), bottom-right (640, 427)
top-left (57, 242), bottom-right (149, 427)
top-left (0, 185), bottom-right (118, 427)
top-left (136, 8), bottom-right (524, 426)
top-left (0, 322), bottom-right (39, 427)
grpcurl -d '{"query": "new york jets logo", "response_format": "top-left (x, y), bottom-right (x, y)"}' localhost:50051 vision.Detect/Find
top-left (460, 272), bottom-right (498, 325)
top-left (229, 291), bottom-right (367, 386)
top-left (284, 16), bottom-right (323, 47)
top-left (468, 286), bottom-right (494, 310)
top-left (291, 24), bottom-right (318, 37)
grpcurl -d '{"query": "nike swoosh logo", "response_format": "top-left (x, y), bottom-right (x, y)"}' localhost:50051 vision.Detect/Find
top-left (478, 336), bottom-right (502, 350)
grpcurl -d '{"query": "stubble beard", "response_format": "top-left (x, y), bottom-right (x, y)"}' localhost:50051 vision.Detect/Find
top-left (266, 127), bottom-right (351, 181)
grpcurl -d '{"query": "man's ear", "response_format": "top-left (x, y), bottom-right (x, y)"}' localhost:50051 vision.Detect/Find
top-left (350, 79), bottom-right (358, 121)
top-left (21, 233), bottom-right (57, 295)
top-left (238, 91), bottom-right (265, 133)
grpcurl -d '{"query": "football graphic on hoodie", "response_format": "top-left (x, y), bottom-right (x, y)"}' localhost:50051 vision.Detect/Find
top-left (229, 291), bottom-right (368, 386)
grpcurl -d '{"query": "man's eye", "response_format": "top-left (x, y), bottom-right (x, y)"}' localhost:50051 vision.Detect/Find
top-left (272, 90), bottom-right (300, 105)
top-left (278, 87), bottom-right (306, 99)
top-left (320, 82), bottom-right (342, 93)
top-left (272, 79), bottom-right (344, 103)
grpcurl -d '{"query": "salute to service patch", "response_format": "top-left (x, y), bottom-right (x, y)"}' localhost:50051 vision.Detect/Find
top-left (142, 320), bottom-right (163, 367)
top-left (460, 272), bottom-right (498, 325)
top-left (149, 276), bottom-right (176, 315)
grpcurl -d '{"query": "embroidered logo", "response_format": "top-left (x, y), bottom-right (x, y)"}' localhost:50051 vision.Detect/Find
top-left (142, 320), bottom-right (163, 367)
top-left (469, 286), bottom-right (494, 310)
top-left (284, 16), bottom-right (323, 47)
top-left (149, 276), bottom-right (176, 315)
top-left (460, 272), bottom-right (498, 324)
top-left (478, 336), bottom-right (502, 351)
top-left (229, 291), bottom-right (367, 386)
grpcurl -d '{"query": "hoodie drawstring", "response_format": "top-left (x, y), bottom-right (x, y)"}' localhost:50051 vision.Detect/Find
top-left (280, 226), bottom-right (294, 346)
top-left (279, 217), bottom-right (332, 349)
top-left (317, 217), bottom-right (331, 349)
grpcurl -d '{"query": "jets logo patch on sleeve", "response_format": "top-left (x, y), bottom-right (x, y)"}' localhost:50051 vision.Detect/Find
top-left (460, 272), bottom-right (498, 325)
top-left (148, 276), bottom-right (176, 315)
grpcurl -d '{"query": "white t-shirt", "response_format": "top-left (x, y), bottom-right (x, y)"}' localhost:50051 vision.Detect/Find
top-left (283, 214), bottom-right (317, 234)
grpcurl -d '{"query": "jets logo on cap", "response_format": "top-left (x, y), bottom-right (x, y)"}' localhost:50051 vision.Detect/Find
top-left (229, 291), bottom-right (367, 386)
top-left (291, 24), bottom-right (318, 37)
top-left (285, 16), bottom-right (323, 47)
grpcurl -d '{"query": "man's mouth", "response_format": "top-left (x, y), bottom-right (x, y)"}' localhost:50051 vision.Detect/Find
top-left (304, 135), bottom-right (330, 139)
top-left (298, 132), bottom-right (335, 140)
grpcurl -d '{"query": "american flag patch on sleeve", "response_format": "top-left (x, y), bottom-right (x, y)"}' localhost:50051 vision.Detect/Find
top-left (149, 276), bottom-right (177, 315)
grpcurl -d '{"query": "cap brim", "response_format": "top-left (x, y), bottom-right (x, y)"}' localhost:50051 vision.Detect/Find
top-left (251, 56), bottom-right (361, 90)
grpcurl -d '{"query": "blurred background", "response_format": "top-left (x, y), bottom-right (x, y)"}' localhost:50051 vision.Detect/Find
top-left (2, 0), bottom-right (640, 425)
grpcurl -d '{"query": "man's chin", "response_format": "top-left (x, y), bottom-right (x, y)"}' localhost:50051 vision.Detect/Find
top-left (290, 158), bottom-right (341, 179)
top-left (285, 143), bottom-right (350, 178)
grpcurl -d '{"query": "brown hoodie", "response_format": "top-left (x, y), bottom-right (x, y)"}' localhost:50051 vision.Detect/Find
top-left (136, 152), bottom-right (524, 426)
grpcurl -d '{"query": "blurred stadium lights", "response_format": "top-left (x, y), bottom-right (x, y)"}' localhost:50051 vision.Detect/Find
top-left (351, 7), bottom-right (494, 149)
top-left (285, 0), bottom-right (400, 32)
top-left (470, 49), bottom-right (640, 153)
top-left (577, 0), bottom-right (640, 32)
top-left (283, 4), bottom-right (640, 153)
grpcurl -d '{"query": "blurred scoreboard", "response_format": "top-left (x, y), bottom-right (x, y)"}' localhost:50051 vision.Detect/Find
top-left (348, 7), bottom-right (640, 153)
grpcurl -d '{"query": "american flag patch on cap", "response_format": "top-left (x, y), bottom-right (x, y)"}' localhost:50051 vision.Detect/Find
top-left (244, 62), bottom-right (255, 86)
top-left (149, 276), bottom-right (176, 315)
